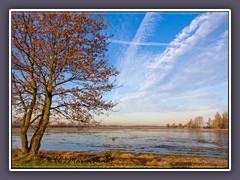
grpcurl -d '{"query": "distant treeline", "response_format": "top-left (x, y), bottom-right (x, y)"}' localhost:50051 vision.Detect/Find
top-left (12, 119), bottom-right (99, 128)
top-left (166, 112), bottom-right (228, 129)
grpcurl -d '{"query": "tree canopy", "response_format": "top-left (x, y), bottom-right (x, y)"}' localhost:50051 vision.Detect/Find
top-left (11, 12), bottom-right (119, 154)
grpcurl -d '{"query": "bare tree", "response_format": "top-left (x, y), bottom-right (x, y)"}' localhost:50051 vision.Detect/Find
top-left (221, 112), bottom-right (228, 129)
top-left (11, 12), bottom-right (119, 155)
top-left (206, 118), bottom-right (213, 128)
top-left (178, 123), bottom-right (183, 128)
top-left (213, 112), bottom-right (222, 128)
top-left (186, 119), bottom-right (193, 128)
top-left (186, 117), bottom-right (204, 128)
top-left (193, 116), bottom-right (204, 128)
top-left (211, 111), bottom-right (228, 129)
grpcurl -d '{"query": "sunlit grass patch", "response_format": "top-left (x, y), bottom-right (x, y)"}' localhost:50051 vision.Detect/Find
top-left (12, 149), bottom-right (228, 169)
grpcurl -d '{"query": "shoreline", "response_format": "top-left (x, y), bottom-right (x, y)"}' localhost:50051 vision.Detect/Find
top-left (11, 149), bottom-right (228, 169)
top-left (12, 125), bottom-right (228, 131)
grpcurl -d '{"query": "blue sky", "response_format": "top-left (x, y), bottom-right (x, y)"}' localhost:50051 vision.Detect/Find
top-left (97, 11), bottom-right (229, 126)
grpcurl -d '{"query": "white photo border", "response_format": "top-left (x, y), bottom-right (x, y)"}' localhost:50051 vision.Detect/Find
top-left (9, 9), bottom-right (231, 172)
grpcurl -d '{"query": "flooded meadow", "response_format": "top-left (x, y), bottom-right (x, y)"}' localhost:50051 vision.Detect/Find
top-left (12, 127), bottom-right (228, 158)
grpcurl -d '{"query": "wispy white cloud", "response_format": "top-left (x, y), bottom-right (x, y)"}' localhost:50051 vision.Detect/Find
top-left (110, 39), bottom-right (168, 46)
top-left (142, 12), bottom-right (228, 90)
top-left (116, 12), bottom-right (162, 88)
top-left (114, 12), bottom-right (228, 122)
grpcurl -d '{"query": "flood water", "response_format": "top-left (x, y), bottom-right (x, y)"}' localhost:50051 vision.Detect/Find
top-left (12, 127), bottom-right (229, 158)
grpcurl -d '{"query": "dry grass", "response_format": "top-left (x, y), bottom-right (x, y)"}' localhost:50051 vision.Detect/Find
top-left (11, 149), bottom-right (228, 169)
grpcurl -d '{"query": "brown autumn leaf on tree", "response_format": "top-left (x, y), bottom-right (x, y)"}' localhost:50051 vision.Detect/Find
top-left (11, 12), bottom-right (119, 155)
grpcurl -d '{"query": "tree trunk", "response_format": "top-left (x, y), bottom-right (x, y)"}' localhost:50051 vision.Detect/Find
top-left (29, 96), bottom-right (51, 155)
top-left (19, 88), bottom-right (37, 154)
top-left (29, 121), bottom-right (48, 155)
top-left (20, 126), bottom-right (29, 153)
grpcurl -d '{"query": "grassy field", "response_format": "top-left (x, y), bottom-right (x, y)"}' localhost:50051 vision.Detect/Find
top-left (11, 149), bottom-right (228, 169)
